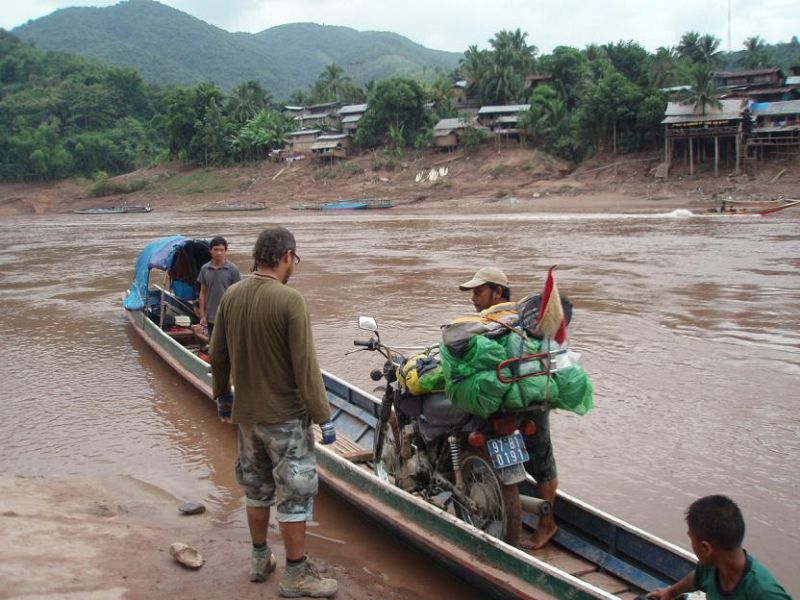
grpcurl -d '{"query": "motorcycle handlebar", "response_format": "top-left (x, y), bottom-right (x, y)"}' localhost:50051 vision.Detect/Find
top-left (353, 338), bottom-right (375, 348)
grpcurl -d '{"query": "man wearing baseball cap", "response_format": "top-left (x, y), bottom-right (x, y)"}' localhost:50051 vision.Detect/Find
top-left (458, 266), bottom-right (511, 312)
top-left (459, 267), bottom-right (560, 550)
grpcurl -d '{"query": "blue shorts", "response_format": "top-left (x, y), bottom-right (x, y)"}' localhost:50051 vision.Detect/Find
top-left (235, 418), bottom-right (318, 522)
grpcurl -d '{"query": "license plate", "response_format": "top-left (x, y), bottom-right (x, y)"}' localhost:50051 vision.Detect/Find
top-left (486, 433), bottom-right (529, 470)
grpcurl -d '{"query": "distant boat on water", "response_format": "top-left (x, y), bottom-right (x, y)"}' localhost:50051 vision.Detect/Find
top-left (74, 203), bottom-right (153, 214)
top-left (700, 198), bottom-right (800, 216)
top-left (291, 198), bottom-right (393, 210)
top-left (203, 202), bottom-right (267, 212)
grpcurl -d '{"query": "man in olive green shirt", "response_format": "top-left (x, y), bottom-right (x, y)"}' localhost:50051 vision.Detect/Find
top-left (210, 226), bottom-right (337, 598)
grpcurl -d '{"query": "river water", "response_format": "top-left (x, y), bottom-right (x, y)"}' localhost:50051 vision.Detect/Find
top-left (0, 206), bottom-right (798, 597)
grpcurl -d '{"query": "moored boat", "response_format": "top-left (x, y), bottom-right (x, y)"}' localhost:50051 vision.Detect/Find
top-left (123, 235), bottom-right (696, 600)
top-left (203, 202), bottom-right (267, 212)
top-left (74, 203), bottom-right (153, 214)
top-left (291, 198), bottom-right (393, 210)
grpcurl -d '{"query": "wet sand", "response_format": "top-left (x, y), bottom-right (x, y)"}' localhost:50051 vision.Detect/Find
top-left (0, 475), bottom-right (422, 600)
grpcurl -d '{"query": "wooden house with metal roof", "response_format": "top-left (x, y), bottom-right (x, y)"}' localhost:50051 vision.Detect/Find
top-left (714, 68), bottom-right (784, 91)
top-left (477, 104), bottom-right (530, 146)
top-left (477, 105), bottom-right (530, 129)
top-left (311, 133), bottom-right (351, 164)
top-left (337, 104), bottom-right (368, 134)
top-left (433, 118), bottom-right (474, 150)
top-left (661, 99), bottom-right (746, 176)
top-left (284, 129), bottom-right (321, 155)
top-left (748, 99), bottom-right (800, 158)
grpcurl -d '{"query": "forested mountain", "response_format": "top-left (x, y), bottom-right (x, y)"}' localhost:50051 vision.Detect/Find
top-left (11, 0), bottom-right (460, 99)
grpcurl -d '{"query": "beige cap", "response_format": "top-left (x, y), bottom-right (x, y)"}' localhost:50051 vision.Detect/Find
top-left (459, 267), bottom-right (509, 290)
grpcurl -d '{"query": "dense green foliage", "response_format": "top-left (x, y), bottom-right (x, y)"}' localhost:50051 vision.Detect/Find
top-left (354, 77), bottom-right (430, 148)
top-left (461, 29), bottom-right (799, 161)
top-left (0, 31), bottom-right (292, 180)
top-left (12, 0), bottom-right (460, 99)
top-left (3, 2), bottom-right (799, 181)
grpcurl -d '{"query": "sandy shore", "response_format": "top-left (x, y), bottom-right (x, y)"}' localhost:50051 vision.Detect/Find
top-left (0, 475), bottom-right (416, 600)
top-left (0, 149), bottom-right (796, 217)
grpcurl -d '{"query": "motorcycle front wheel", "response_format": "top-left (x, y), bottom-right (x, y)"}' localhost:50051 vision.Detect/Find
top-left (454, 449), bottom-right (522, 546)
top-left (373, 410), bottom-right (401, 484)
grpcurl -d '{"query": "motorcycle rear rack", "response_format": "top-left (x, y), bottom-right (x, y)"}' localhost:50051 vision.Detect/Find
top-left (495, 349), bottom-right (564, 383)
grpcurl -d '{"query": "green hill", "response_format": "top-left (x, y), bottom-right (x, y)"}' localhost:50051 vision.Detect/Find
top-left (11, 0), bottom-right (461, 98)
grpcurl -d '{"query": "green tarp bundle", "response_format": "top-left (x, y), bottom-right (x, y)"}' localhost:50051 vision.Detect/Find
top-left (439, 332), bottom-right (593, 418)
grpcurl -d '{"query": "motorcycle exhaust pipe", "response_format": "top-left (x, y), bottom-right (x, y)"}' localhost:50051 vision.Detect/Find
top-left (520, 495), bottom-right (552, 516)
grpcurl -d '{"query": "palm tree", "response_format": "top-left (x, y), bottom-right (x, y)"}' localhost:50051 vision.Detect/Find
top-left (698, 34), bottom-right (722, 67)
top-left (490, 28), bottom-right (537, 74)
top-left (315, 63), bottom-right (353, 103)
top-left (483, 47), bottom-right (525, 104)
top-left (227, 81), bottom-right (272, 125)
top-left (650, 46), bottom-right (675, 88)
top-left (459, 45), bottom-right (490, 98)
top-left (685, 65), bottom-right (722, 115)
top-left (677, 31), bottom-right (701, 62)
top-left (742, 36), bottom-right (768, 69)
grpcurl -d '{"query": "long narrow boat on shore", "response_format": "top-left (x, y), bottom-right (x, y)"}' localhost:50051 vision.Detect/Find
top-left (122, 236), bottom-right (696, 600)
top-left (291, 198), bottom-right (393, 210)
top-left (74, 203), bottom-right (153, 214)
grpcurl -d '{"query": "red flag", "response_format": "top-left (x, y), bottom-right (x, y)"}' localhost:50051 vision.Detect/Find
top-left (536, 266), bottom-right (567, 345)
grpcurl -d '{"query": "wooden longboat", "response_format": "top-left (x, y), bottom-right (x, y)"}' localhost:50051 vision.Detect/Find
top-left (701, 198), bottom-right (800, 216)
top-left (291, 199), bottom-right (393, 210)
top-left (74, 204), bottom-right (153, 214)
top-left (124, 299), bottom-right (695, 600)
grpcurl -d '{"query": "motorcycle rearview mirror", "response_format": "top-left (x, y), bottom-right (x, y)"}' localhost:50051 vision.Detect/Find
top-left (358, 316), bottom-right (378, 333)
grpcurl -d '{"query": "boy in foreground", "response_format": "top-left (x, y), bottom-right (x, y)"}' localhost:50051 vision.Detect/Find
top-left (644, 495), bottom-right (792, 600)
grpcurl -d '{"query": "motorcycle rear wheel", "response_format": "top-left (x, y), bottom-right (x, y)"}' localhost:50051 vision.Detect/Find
top-left (455, 449), bottom-right (522, 546)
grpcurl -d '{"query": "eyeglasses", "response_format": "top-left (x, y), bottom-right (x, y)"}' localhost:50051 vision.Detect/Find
top-left (289, 249), bottom-right (300, 265)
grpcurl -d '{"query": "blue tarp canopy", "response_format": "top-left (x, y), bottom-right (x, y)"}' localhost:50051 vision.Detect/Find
top-left (123, 236), bottom-right (210, 310)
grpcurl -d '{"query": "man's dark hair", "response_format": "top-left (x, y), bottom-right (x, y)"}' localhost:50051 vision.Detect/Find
top-left (209, 236), bottom-right (228, 250)
top-left (488, 283), bottom-right (511, 301)
top-left (252, 227), bottom-right (295, 269)
top-left (685, 495), bottom-right (745, 550)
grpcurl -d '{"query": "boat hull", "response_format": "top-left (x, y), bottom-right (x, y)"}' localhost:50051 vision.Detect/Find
top-left (124, 296), bottom-right (695, 599)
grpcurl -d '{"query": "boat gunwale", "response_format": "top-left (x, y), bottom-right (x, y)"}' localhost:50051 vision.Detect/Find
top-left (122, 282), bottom-right (696, 599)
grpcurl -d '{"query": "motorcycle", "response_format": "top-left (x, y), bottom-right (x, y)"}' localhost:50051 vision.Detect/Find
top-left (348, 315), bottom-right (553, 546)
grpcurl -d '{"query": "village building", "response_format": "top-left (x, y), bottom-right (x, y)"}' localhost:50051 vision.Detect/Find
top-left (337, 103), bottom-right (368, 134)
top-left (293, 101), bottom-right (340, 129)
top-left (524, 74), bottom-right (553, 91)
top-left (283, 105), bottom-right (304, 119)
top-left (451, 80), bottom-right (481, 117)
top-left (714, 68), bottom-right (784, 91)
top-left (477, 104), bottom-right (530, 146)
top-left (432, 117), bottom-right (474, 151)
top-left (661, 99), bottom-right (746, 176)
top-left (284, 129), bottom-right (321, 155)
top-left (311, 133), bottom-right (351, 164)
top-left (749, 99), bottom-right (800, 160)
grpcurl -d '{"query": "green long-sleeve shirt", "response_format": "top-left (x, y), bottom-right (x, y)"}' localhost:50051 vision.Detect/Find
top-left (209, 276), bottom-right (332, 425)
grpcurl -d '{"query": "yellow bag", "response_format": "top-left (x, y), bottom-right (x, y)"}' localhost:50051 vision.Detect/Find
top-left (397, 353), bottom-right (445, 395)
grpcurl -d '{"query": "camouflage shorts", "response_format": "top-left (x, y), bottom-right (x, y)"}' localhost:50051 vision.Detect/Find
top-left (235, 417), bottom-right (318, 522)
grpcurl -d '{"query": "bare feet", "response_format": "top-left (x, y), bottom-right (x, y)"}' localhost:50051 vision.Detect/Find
top-left (520, 524), bottom-right (558, 550)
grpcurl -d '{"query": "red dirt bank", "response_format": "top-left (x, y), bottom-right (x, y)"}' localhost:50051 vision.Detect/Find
top-left (0, 148), bottom-right (797, 217)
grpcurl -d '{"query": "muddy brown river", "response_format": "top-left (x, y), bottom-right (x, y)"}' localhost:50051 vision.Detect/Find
top-left (1, 206), bottom-right (798, 597)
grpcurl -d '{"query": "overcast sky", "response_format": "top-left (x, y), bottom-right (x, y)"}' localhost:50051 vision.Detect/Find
top-left (2, 0), bottom-right (797, 55)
